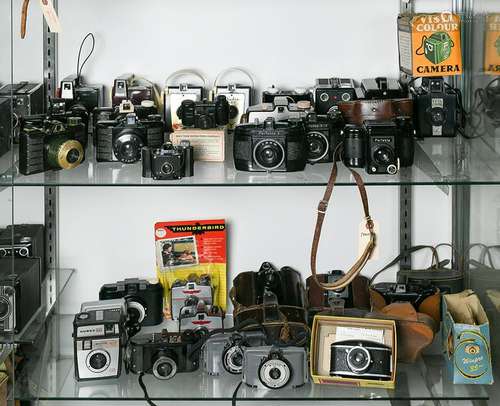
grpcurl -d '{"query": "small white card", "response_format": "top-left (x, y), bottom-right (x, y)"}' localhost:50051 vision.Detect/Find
top-left (336, 326), bottom-right (385, 345)
top-left (359, 219), bottom-right (379, 260)
top-left (39, 0), bottom-right (62, 33)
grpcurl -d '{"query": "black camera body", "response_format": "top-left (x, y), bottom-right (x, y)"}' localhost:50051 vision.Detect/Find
top-left (314, 78), bottom-right (357, 114)
top-left (360, 77), bottom-right (406, 100)
top-left (95, 112), bottom-right (164, 164)
top-left (304, 111), bottom-right (344, 164)
top-left (413, 77), bottom-right (460, 137)
top-left (343, 118), bottom-right (415, 175)
top-left (142, 141), bottom-right (194, 180)
top-left (233, 118), bottom-right (307, 172)
top-left (129, 329), bottom-right (207, 380)
top-left (330, 340), bottom-right (392, 380)
top-left (176, 96), bottom-right (230, 129)
top-left (19, 114), bottom-right (87, 176)
top-left (60, 74), bottom-right (103, 114)
top-left (262, 86), bottom-right (314, 104)
top-left (112, 74), bottom-right (154, 107)
top-left (99, 278), bottom-right (164, 327)
top-left (482, 79), bottom-right (500, 125)
top-left (370, 282), bottom-right (439, 308)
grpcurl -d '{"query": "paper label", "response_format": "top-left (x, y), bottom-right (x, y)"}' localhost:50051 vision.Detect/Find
top-left (484, 14), bottom-right (500, 75)
top-left (359, 220), bottom-right (379, 261)
top-left (39, 0), bottom-right (62, 33)
top-left (336, 327), bottom-right (385, 345)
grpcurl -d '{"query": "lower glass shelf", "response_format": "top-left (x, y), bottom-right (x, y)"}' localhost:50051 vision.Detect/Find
top-left (14, 315), bottom-right (490, 402)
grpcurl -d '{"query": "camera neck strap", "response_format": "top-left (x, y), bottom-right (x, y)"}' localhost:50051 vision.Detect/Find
top-left (310, 157), bottom-right (376, 291)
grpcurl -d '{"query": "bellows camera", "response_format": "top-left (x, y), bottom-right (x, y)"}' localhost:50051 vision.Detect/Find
top-left (304, 111), bottom-right (344, 164)
top-left (314, 78), bottom-right (357, 114)
top-left (176, 96), bottom-right (230, 130)
top-left (99, 278), bottom-right (164, 327)
top-left (129, 329), bottom-right (207, 380)
top-left (142, 141), bottom-right (194, 180)
top-left (0, 258), bottom-right (41, 334)
top-left (412, 77), bottom-right (461, 137)
top-left (60, 74), bottom-right (103, 114)
top-left (342, 117), bottom-right (415, 175)
top-left (242, 346), bottom-right (308, 389)
top-left (233, 118), bottom-right (307, 172)
top-left (19, 115), bottom-right (86, 176)
top-left (178, 296), bottom-right (224, 332)
top-left (330, 340), bottom-right (392, 380)
top-left (203, 330), bottom-right (267, 376)
top-left (171, 274), bottom-right (213, 320)
top-left (95, 106), bottom-right (164, 164)
top-left (245, 96), bottom-right (312, 124)
top-left (73, 307), bottom-right (126, 381)
top-left (360, 77), bottom-right (406, 100)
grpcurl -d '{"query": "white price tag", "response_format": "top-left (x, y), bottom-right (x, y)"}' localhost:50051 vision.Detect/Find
top-left (39, 0), bottom-right (62, 33)
top-left (359, 219), bottom-right (379, 260)
top-left (336, 327), bottom-right (385, 345)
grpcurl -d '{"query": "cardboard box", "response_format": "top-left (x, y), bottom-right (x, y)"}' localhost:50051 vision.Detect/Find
top-left (310, 315), bottom-right (397, 389)
top-left (170, 127), bottom-right (227, 162)
top-left (484, 14), bottom-right (500, 75)
top-left (442, 291), bottom-right (494, 385)
top-left (398, 13), bottom-right (463, 77)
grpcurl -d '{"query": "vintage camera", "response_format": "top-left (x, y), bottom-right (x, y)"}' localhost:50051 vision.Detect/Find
top-left (99, 278), bottom-right (164, 327)
top-left (360, 77), bottom-right (406, 100)
top-left (262, 86), bottom-right (314, 104)
top-left (245, 96), bottom-right (312, 124)
top-left (330, 340), bottom-right (392, 380)
top-left (412, 77), bottom-right (461, 137)
top-left (0, 258), bottom-right (41, 334)
top-left (112, 74), bottom-right (154, 107)
top-left (203, 330), bottom-right (267, 376)
top-left (95, 107), bottom-right (164, 164)
top-left (73, 307), bottom-right (127, 381)
top-left (19, 115), bottom-right (86, 176)
top-left (233, 118), bottom-right (307, 172)
top-left (129, 329), bottom-right (208, 380)
top-left (304, 111), bottom-right (344, 164)
top-left (0, 224), bottom-right (45, 279)
top-left (419, 32), bottom-right (454, 65)
top-left (370, 282), bottom-right (439, 309)
top-left (0, 98), bottom-right (11, 157)
top-left (59, 74), bottom-right (103, 114)
top-left (176, 96), bottom-right (230, 129)
top-left (242, 346), bottom-right (308, 389)
top-left (178, 296), bottom-right (224, 331)
top-left (478, 78), bottom-right (500, 126)
top-left (342, 117), bottom-right (415, 175)
top-left (314, 78), bottom-right (357, 114)
top-left (141, 141), bottom-right (194, 180)
top-left (171, 274), bottom-right (213, 320)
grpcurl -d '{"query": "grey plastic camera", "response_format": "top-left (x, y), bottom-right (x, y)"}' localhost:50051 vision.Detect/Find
top-left (242, 346), bottom-right (308, 390)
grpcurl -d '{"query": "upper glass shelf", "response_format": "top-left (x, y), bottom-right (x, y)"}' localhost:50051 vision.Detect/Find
top-left (2, 137), bottom-right (500, 187)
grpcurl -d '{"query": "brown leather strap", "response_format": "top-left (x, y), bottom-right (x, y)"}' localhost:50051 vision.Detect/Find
top-left (21, 0), bottom-right (30, 39)
top-left (310, 148), bottom-right (376, 291)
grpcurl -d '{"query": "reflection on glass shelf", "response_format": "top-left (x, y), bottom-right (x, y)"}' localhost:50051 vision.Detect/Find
top-left (15, 315), bottom-right (489, 402)
top-left (1, 137), bottom-right (500, 186)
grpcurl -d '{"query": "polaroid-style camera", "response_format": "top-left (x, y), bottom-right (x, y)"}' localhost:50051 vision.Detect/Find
top-left (112, 74), bottom-right (154, 107)
top-left (213, 68), bottom-right (254, 129)
top-left (242, 346), bottom-right (308, 389)
top-left (176, 96), bottom-right (230, 130)
top-left (342, 117), bottom-right (415, 175)
top-left (95, 104), bottom-right (164, 164)
top-left (178, 296), bottom-right (224, 331)
top-left (73, 307), bottom-right (127, 381)
top-left (304, 111), bottom-right (344, 164)
top-left (245, 96), bottom-right (312, 124)
top-left (59, 74), bottom-right (103, 114)
top-left (99, 278), bottom-right (164, 327)
top-left (142, 141), bottom-right (194, 180)
top-left (370, 282), bottom-right (439, 309)
top-left (262, 86), bottom-right (314, 104)
top-left (412, 77), bottom-right (462, 137)
top-left (171, 274), bottom-right (213, 320)
top-left (129, 329), bottom-right (208, 380)
top-left (330, 340), bottom-right (392, 380)
top-left (360, 77), bottom-right (407, 100)
top-left (19, 114), bottom-right (86, 176)
top-left (233, 117), bottom-right (307, 173)
top-left (203, 330), bottom-right (267, 376)
top-left (314, 78), bottom-right (357, 114)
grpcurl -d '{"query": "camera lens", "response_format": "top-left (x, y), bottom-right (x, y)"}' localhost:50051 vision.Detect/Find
top-left (66, 148), bottom-right (81, 164)
top-left (161, 162), bottom-right (174, 175)
top-left (195, 115), bottom-right (214, 130)
top-left (347, 346), bottom-right (371, 374)
top-left (152, 356), bottom-right (177, 380)
top-left (373, 146), bottom-right (395, 166)
top-left (0, 297), bottom-right (11, 320)
top-left (259, 357), bottom-right (292, 389)
top-left (46, 138), bottom-right (84, 170)
top-left (229, 105), bottom-right (239, 120)
top-left (223, 345), bottom-right (244, 374)
top-left (114, 133), bottom-right (144, 164)
top-left (86, 350), bottom-right (110, 373)
top-left (307, 131), bottom-right (329, 163)
top-left (253, 139), bottom-right (285, 171)
top-left (0, 249), bottom-right (7, 257)
top-left (269, 368), bottom-right (281, 379)
top-left (431, 107), bottom-right (445, 125)
top-left (127, 300), bottom-right (146, 324)
top-left (18, 247), bottom-right (29, 257)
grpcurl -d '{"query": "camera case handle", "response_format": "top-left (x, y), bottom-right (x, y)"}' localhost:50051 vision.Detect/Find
top-left (212, 67), bottom-right (255, 95)
top-left (165, 69), bottom-right (207, 91)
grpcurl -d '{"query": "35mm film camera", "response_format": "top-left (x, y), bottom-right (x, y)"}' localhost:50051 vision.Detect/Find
top-left (142, 141), bottom-right (194, 180)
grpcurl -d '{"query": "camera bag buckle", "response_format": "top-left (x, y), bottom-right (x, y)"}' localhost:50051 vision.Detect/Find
top-left (317, 200), bottom-right (328, 214)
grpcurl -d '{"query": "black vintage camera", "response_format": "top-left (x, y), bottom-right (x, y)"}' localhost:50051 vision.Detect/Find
top-left (342, 117), bottom-right (415, 175)
top-left (19, 115), bottom-right (86, 176)
top-left (360, 77), bottom-right (407, 100)
top-left (128, 329), bottom-right (208, 380)
top-left (60, 74), bottom-right (103, 114)
top-left (314, 78), bottom-right (357, 114)
top-left (304, 111), bottom-right (344, 164)
top-left (95, 111), bottom-right (164, 164)
top-left (176, 95), bottom-right (230, 129)
top-left (233, 118), bottom-right (307, 172)
top-left (412, 77), bottom-right (461, 137)
top-left (141, 141), bottom-right (194, 180)
top-left (99, 278), bottom-right (164, 327)
top-left (370, 282), bottom-right (439, 309)
top-left (262, 86), bottom-right (314, 104)
top-left (330, 340), bottom-right (392, 380)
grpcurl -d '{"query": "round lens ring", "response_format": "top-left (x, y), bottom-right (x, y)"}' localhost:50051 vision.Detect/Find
top-left (307, 131), bottom-right (329, 163)
top-left (223, 345), bottom-right (244, 374)
top-left (152, 356), bottom-right (177, 380)
top-left (86, 350), bottom-right (111, 373)
top-left (0, 297), bottom-right (11, 320)
top-left (161, 162), bottom-right (175, 175)
top-left (259, 358), bottom-right (291, 389)
top-left (373, 146), bottom-right (395, 166)
top-left (253, 139), bottom-right (285, 171)
top-left (347, 346), bottom-right (371, 374)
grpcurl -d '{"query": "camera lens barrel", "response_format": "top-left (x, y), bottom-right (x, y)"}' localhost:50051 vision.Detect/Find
top-left (343, 125), bottom-right (365, 168)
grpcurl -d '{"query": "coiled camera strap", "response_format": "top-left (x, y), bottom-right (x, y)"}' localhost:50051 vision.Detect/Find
top-left (310, 151), bottom-right (376, 291)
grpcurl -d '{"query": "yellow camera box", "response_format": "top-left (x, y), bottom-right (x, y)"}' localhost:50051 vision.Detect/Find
top-left (398, 13), bottom-right (463, 77)
top-left (485, 14), bottom-right (500, 75)
top-left (310, 315), bottom-right (397, 389)
top-left (170, 127), bottom-right (227, 162)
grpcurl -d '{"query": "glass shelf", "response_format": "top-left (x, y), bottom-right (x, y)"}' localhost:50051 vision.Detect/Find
top-left (1, 137), bottom-right (500, 187)
top-left (14, 315), bottom-right (489, 402)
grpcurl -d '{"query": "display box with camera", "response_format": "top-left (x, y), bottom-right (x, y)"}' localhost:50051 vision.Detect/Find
top-left (170, 127), bottom-right (227, 162)
top-left (310, 315), bottom-right (397, 389)
top-left (484, 14), bottom-right (500, 75)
